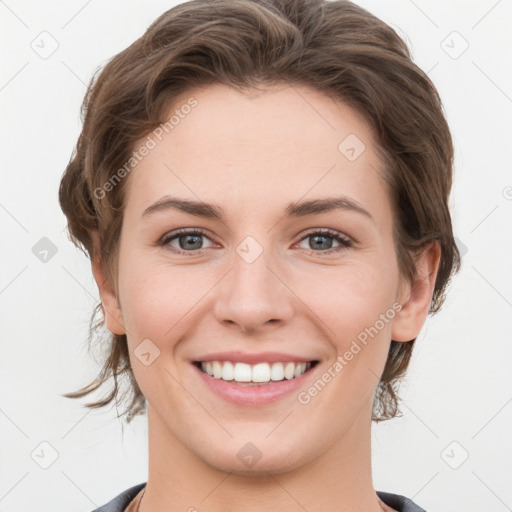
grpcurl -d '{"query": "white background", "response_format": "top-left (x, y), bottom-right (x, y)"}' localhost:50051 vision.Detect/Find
top-left (1, 1), bottom-right (511, 511)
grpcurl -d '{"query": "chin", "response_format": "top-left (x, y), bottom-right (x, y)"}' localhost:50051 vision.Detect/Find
top-left (198, 442), bottom-right (310, 477)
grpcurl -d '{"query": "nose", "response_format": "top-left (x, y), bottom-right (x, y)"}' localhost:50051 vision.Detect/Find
top-left (213, 245), bottom-right (294, 334)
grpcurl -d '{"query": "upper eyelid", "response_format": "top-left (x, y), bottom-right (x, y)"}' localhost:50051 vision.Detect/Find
top-left (299, 227), bottom-right (351, 239)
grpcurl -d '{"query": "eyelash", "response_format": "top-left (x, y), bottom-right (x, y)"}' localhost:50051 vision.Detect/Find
top-left (159, 228), bottom-right (354, 256)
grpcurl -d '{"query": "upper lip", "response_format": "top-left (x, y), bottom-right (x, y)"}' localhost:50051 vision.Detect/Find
top-left (193, 351), bottom-right (319, 365)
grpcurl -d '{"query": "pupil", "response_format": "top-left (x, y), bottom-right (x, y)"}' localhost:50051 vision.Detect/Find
top-left (181, 234), bottom-right (202, 250)
top-left (311, 235), bottom-right (332, 250)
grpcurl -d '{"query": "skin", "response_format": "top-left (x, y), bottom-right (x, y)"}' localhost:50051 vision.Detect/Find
top-left (92, 83), bottom-right (440, 512)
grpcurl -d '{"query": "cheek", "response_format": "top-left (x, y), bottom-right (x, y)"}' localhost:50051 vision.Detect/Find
top-left (120, 262), bottom-right (203, 342)
top-left (298, 261), bottom-right (399, 341)
top-left (299, 265), bottom-right (398, 410)
top-left (118, 263), bottom-right (208, 400)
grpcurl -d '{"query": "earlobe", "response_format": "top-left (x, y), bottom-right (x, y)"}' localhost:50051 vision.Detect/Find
top-left (391, 241), bottom-right (441, 343)
top-left (90, 239), bottom-right (126, 336)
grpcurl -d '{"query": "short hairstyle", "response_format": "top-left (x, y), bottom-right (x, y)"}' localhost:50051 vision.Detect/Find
top-left (59, 0), bottom-right (461, 424)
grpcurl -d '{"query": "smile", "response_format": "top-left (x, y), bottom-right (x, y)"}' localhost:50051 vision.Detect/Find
top-left (191, 359), bottom-right (321, 406)
top-left (194, 360), bottom-right (319, 385)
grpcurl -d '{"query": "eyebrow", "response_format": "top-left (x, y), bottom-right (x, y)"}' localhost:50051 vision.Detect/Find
top-left (141, 195), bottom-right (373, 222)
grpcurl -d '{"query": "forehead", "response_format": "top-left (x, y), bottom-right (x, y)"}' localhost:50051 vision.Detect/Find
top-left (124, 83), bottom-right (390, 222)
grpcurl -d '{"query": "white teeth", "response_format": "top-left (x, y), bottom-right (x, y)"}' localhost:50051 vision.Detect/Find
top-left (294, 363), bottom-right (306, 378)
top-left (212, 361), bottom-right (222, 379)
top-left (234, 362), bottom-right (252, 382)
top-left (252, 363), bottom-right (271, 382)
top-left (199, 360), bottom-right (312, 383)
top-left (221, 361), bottom-right (234, 381)
top-left (284, 362), bottom-right (295, 380)
top-left (270, 362), bottom-right (284, 381)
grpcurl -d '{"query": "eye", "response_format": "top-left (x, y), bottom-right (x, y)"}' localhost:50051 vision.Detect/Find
top-left (159, 227), bottom-right (354, 256)
top-left (160, 228), bottom-right (216, 255)
top-left (295, 229), bottom-right (353, 255)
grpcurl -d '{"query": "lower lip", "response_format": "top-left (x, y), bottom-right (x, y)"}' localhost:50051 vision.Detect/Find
top-left (191, 362), bottom-right (318, 406)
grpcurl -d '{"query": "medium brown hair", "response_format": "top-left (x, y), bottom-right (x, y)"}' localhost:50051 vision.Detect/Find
top-left (59, 0), bottom-right (460, 424)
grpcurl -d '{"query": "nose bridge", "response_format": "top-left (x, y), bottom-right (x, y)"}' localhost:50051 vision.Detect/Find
top-left (213, 234), bottom-right (294, 331)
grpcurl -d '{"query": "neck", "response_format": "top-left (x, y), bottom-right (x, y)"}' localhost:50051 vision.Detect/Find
top-left (141, 403), bottom-right (389, 512)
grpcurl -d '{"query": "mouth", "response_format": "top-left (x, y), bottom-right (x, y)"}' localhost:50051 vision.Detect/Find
top-left (192, 359), bottom-right (320, 386)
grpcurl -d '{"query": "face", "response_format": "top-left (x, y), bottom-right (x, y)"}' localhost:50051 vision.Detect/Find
top-left (96, 83), bottom-right (434, 475)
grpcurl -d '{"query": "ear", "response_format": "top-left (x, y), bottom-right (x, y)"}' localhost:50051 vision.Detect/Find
top-left (391, 241), bottom-right (441, 343)
top-left (90, 231), bottom-right (126, 336)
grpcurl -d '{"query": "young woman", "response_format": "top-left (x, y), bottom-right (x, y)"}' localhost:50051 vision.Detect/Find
top-left (59, 1), bottom-right (460, 511)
